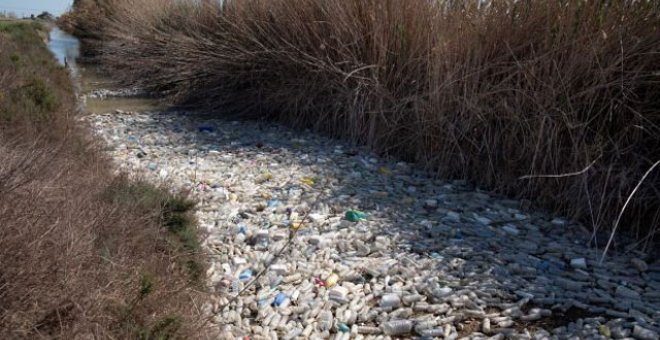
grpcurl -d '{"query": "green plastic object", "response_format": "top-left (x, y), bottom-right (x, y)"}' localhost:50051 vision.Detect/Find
top-left (338, 323), bottom-right (350, 333)
top-left (345, 210), bottom-right (367, 222)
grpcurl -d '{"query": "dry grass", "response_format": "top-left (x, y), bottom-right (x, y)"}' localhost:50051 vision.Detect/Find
top-left (63, 0), bottom-right (660, 246)
top-left (0, 21), bottom-right (208, 338)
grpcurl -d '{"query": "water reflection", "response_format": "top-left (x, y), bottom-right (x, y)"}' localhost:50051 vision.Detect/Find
top-left (45, 27), bottom-right (165, 113)
top-left (47, 27), bottom-right (80, 70)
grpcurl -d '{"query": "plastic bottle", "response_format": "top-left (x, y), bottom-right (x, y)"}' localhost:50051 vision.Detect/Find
top-left (272, 293), bottom-right (288, 307)
top-left (231, 279), bottom-right (241, 294)
top-left (344, 210), bottom-right (367, 222)
top-left (379, 293), bottom-right (401, 308)
top-left (380, 320), bottom-right (413, 336)
top-left (325, 273), bottom-right (339, 287)
top-left (402, 294), bottom-right (424, 304)
top-left (283, 328), bottom-right (302, 340)
top-left (358, 309), bottom-right (379, 322)
top-left (338, 323), bottom-right (350, 333)
top-left (239, 269), bottom-right (252, 282)
top-left (418, 328), bottom-right (445, 337)
top-left (414, 319), bottom-right (438, 332)
top-left (356, 326), bottom-right (381, 334)
top-left (317, 310), bottom-right (333, 331)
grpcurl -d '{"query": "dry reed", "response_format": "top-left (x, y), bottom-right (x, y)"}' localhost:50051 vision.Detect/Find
top-left (64, 0), bottom-right (660, 247)
top-left (0, 21), bottom-right (208, 338)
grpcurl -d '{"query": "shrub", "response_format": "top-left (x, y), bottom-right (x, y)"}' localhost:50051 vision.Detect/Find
top-left (0, 21), bottom-right (207, 338)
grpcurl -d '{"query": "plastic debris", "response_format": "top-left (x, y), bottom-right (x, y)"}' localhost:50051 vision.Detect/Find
top-left (317, 310), bottom-right (333, 331)
top-left (272, 292), bottom-right (287, 307)
top-left (239, 269), bottom-right (252, 282)
top-left (324, 273), bottom-right (339, 288)
top-left (300, 176), bottom-right (315, 186)
top-left (599, 325), bottom-right (611, 337)
top-left (198, 123), bottom-right (214, 133)
top-left (378, 166), bottom-right (392, 176)
top-left (267, 199), bottom-right (281, 208)
top-left (344, 210), bottom-right (367, 222)
top-left (84, 110), bottom-right (659, 339)
top-left (379, 294), bottom-right (402, 308)
top-left (313, 277), bottom-right (325, 287)
top-left (381, 320), bottom-right (413, 336)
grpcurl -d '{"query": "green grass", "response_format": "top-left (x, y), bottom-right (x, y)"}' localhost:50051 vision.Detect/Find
top-left (0, 21), bottom-right (44, 45)
top-left (0, 20), bottom-right (69, 129)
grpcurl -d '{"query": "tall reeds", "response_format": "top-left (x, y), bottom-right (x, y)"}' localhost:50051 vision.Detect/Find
top-left (65, 0), bottom-right (660, 245)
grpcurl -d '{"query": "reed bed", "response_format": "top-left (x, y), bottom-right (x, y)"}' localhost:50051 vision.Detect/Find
top-left (62, 0), bottom-right (660, 246)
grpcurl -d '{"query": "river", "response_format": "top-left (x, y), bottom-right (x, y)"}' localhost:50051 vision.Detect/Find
top-left (47, 27), bottom-right (80, 72)
top-left (46, 27), bottom-right (164, 113)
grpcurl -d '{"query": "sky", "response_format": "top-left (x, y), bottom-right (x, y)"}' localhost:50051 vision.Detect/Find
top-left (0, 0), bottom-right (73, 17)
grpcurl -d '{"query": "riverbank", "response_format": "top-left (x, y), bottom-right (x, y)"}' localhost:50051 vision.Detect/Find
top-left (0, 21), bottom-right (207, 338)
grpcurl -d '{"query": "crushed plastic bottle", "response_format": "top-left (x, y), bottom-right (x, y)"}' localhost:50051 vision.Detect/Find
top-left (324, 273), bottom-right (339, 287)
top-left (237, 223), bottom-right (248, 234)
top-left (317, 310), bottom-right (333, 331)
top-left (381, 319), bottom-right (413, 336)
top-left (272, 292), bottom-right (288, 306)
top-left (345, 210), bottom-right (367, 222)
top-left (379, 293), bottom-right (401, 308)
top-left (231, 279), bottom-right (241, 294)
top-left (300, 176), bottom-right (315, 186)
top-left (239, 269), bottom-right (252, 282)
top-left (313, 277), bottom-right (325, 287)
top-left (267, 199), bottom-right (281, 208)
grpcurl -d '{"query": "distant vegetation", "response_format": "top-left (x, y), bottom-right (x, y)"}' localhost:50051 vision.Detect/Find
top-left (61, 0), bottom-right (660, 245)
top-left (0, 21), bottom-right (206, 338)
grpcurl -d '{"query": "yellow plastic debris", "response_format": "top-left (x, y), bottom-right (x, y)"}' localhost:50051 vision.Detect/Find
top-left (255, 170), bottom-right (272, 183)
top-left (378, 166), bottom-right (392, 176)
top-left (290, 220), bottom-right (304, 230)
top-left (325, 273), bottom-right (339, 287)
top-left (301, 176), bottom-right (315, 186)
top-left (598, 325), bottom-right (611, 337)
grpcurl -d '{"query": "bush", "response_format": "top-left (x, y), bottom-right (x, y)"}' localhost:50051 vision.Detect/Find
top-left (67, 0), bottom-right (660, 243)
top-left (0, 21), bottom-right (207, 338)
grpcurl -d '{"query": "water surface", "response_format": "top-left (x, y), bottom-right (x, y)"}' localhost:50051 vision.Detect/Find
top-left (47, 27), bottom-right (165, 113)
top-left (47, 27), bottom-right (80, 70)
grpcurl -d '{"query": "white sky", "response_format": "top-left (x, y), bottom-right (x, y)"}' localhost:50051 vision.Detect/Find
top-left (0, 0), bottom-right (73, 17)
